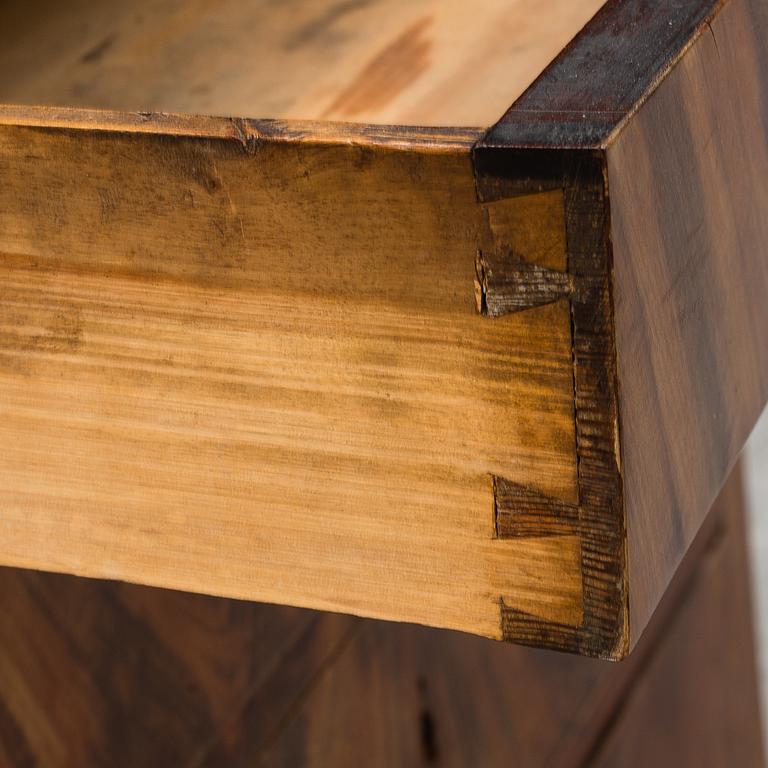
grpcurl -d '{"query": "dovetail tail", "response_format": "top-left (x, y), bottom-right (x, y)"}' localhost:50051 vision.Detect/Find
top-left (493, 476), bottom-right (579, 538)
top-left (500, 600), bottom-right (583, 646)
top-left (474, 152), bottom-right (626, 659)
top-left (475, 250), bottom-right (573, 318)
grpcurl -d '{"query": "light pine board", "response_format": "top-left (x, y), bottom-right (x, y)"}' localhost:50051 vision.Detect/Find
top-left (0, 0), bottom-right (605, 126)
top-left (0, 113), bottom-right (580, 639)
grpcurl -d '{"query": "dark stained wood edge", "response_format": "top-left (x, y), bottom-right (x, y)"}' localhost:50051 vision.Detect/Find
top-left (0, 104), bottom-right (482, 152)
top-left (480, 0), bottom-right (725, 149)
top-left (493, 476), bottom-right (579, 538)
top-left (470, 0), bottom-right (761, 658)
top-left (475, 253), bottom-right (573, 317)
top-left (604, 0), bottom-right (768, 648)
top-left (474, 148), bottom-right (628, 660)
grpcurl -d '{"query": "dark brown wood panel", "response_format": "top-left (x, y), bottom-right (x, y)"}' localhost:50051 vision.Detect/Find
top-left (0, 571), bottom-right (354, 768)
top-left (607, 0), bottom-right (768, 638)
top-left (590, 471), bottom-right (764, 768)
top-left (482, 0), bottom-right (723, 148)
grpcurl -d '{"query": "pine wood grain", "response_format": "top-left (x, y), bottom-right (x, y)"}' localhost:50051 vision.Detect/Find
top-left (1, 0), bottom-right (766, 658)
top-left (0, 112), bottom-right (581, 641)
top-left (0, 0), bottom-right (605, 127)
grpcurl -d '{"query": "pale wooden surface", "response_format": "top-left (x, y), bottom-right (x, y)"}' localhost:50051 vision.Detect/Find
top-left (0, 112), bottom-right (580, 639)
top-left (0, 0), bottom-right (605, 126)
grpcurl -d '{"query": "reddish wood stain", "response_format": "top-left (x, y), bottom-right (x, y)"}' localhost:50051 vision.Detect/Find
top-left (323, 17), bottom-right (432, 118)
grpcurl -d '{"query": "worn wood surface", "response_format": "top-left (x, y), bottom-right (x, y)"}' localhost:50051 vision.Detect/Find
top-left (0, 0), bottom-right (766, 658)
top-left (259, 466), bottom-right (761, 768)
top-left (607, 0), bottom-right (768, 638)
top-left (0, 0), bottom-right (604, 127)
top-left (0, 110), bottom-right (582, 642)
top-left (482, 0), bottom-right (725, 148)
top-left (0, 464), bottom-right (759, 767)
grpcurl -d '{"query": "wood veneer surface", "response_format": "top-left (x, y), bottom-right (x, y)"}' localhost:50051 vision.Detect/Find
top-left (607, 0), bottom-right (768, 636)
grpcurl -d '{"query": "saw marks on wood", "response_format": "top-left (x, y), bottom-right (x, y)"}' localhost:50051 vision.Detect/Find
top-left (0, 0), bottom-right (606, 126)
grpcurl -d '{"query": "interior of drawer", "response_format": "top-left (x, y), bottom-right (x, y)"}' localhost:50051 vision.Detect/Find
top-left (0, 0), bottom-right (605, 126)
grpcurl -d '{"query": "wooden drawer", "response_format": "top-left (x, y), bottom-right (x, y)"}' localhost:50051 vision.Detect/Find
top-left (0, 0), bottom-right (766, 658)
